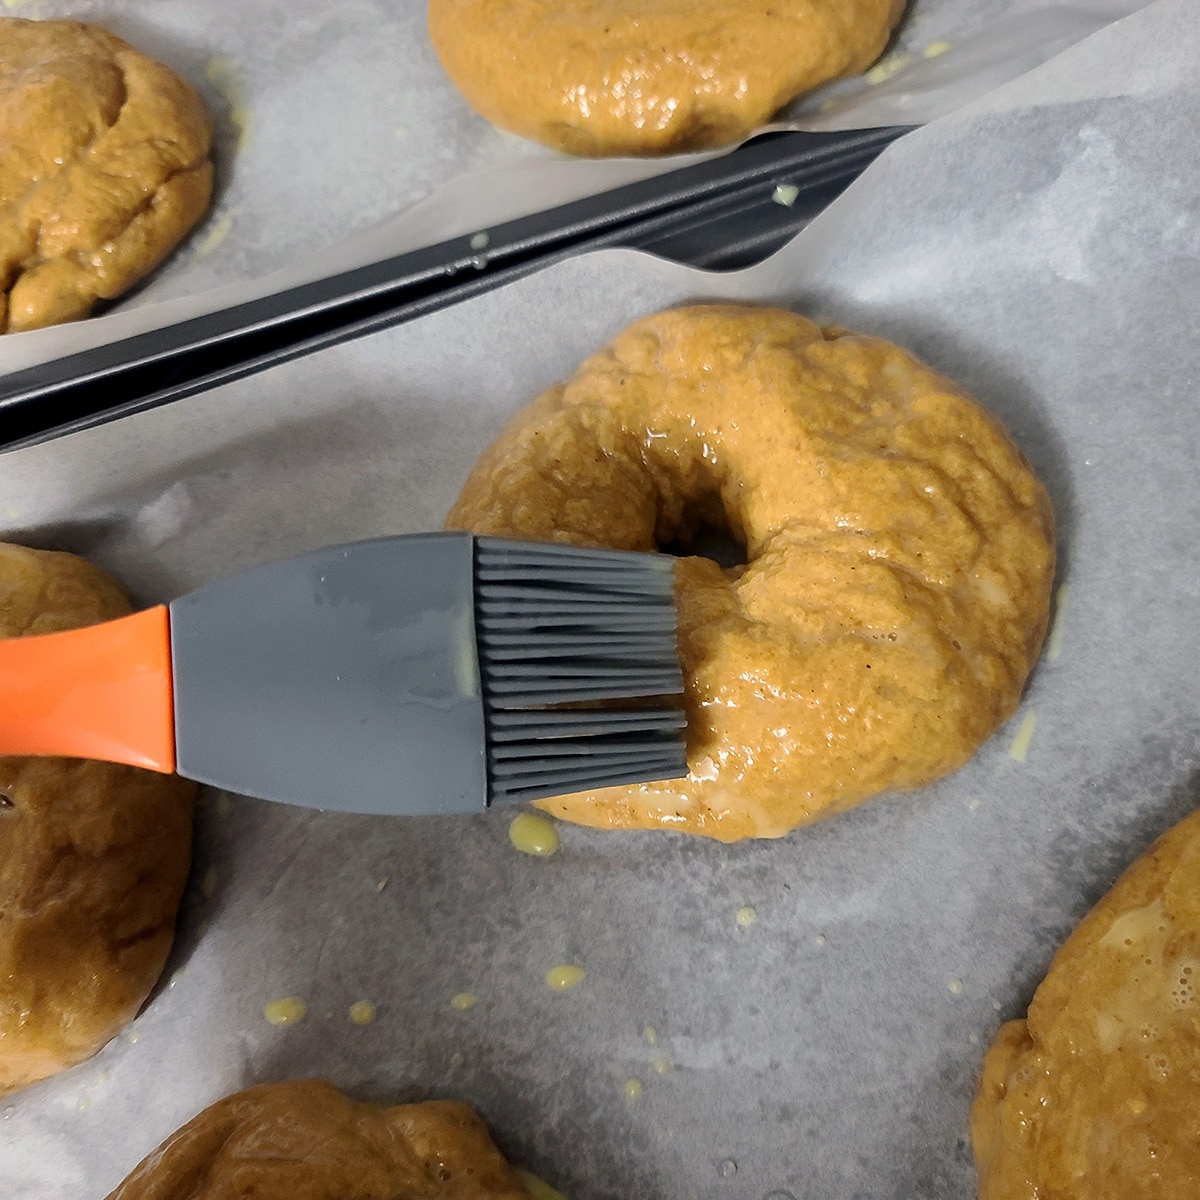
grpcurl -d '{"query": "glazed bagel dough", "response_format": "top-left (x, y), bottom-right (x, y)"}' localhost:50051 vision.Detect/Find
top-left (0, 543), bottom-right (194, 1095)
top-left (971, 808), bottom-right (1200, 1198)
top-left (0, 18), bottom-right (213, 333)
top-left (106, 1079), bottom-right (534, 1199)
top-left (428, 0), bottom-right (906, 155)
top-left (448, 305), bottom-right (1055, 841)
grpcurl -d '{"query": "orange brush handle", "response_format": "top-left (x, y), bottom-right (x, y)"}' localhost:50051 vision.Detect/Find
top-left (0, 606), bottom-right (176, 772)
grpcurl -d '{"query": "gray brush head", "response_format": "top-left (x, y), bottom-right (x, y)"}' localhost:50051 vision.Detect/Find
top-left (474, 537), bottom-right (688, 805)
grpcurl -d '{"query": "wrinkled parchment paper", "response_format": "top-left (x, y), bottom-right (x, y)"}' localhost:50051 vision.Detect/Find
top-left (3, 1), bottom-right (1200, 1196)
top-left (0, 0), bottom-right (1148, 376)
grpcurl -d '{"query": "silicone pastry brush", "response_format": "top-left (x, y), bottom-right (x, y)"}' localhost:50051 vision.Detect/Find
top-left (0, 534), bottom-right (687, 814)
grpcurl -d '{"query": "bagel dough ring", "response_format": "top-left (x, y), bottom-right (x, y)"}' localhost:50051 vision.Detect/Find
top-left (106, 1079), bottom-right (534, 1199)
top-left (0, 543), bottom-right (195, 1095)
top-left (0, 18), bottom-right (213, 333)
top-left (971, 807), bottom-right (1200, 1198)
top-left (448, 305), bottom-right (1055, 842)
top-left (428, 0), bottom-right (906, 155)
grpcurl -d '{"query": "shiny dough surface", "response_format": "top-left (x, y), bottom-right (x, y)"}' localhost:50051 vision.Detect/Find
top-left (106, 1079), bottom-right (533, 1199)
top-left (0, 543), bottom-right (194, 1095)
top-left (448, 305), bottom-right (1055, 841)
top-left (428, 0), bottom-right (905, 155)
top-left (0, 18), bottom-right (213, 332)
top-left (971, 808), bottom-right (1200, 1199)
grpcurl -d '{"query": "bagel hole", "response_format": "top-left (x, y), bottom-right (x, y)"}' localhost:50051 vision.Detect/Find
top-left (657, 504), bottom-right (746, 569)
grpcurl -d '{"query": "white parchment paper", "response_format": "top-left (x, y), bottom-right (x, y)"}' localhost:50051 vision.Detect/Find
top-left (2, 1), bottom-right (1199, 1196)
top-left (0, 0), bottom-right (1148, 376)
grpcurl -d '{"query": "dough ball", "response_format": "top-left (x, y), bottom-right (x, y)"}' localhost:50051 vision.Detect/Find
top-left (106, 1079), bottom-right (534, 1199)
top-left (0, 543), bottom-right (194, 1095)
top-left (448, 305), bottom-right (1055, 841)
top-left (0, 18), bottom-right (213, 332)
top-left (428, 0), bottom-right (906, 155)
top-left (971, 807), bottom-right (1200, 1198)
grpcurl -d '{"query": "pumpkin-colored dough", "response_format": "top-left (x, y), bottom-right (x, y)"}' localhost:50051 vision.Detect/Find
top-left (0, 543), bottom-right (194, 1095)
top-left (448, 305), bottom-right (1055, 841)
top-left (428, 0), bottom-right (906, 155)
top-left (106, 1079), bottom-right (534, 1200)
top-left (971, 808), bottom-right (1200, 1199)
top-left (0, 18), bottom-right (213, 332)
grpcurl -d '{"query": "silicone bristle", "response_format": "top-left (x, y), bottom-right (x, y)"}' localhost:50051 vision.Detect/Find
top-left (474, 537), bottom-right (688, 804)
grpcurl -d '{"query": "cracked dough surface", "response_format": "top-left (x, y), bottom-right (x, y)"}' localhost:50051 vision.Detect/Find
top-left (448, 305), bottom-right (1055, 841)
top-left (971, 807), bottom-right (1200, 1200)
top-left (429, 0), bottom-right (905, 155)
top-left (0, 18), bottom-right (213, 333)
top-left (106, 1079), bottom-right (534, 1199)
top-left (0, 543), bottom-right (194, 1096)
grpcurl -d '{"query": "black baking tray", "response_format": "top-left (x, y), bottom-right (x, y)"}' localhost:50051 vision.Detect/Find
top-left (0, 126), bottom-right (910, 451)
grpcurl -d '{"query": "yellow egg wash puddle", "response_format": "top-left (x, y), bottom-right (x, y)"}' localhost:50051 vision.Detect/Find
top-left (1046, 583), bottom-right (1070, 661)
top-left (517, 1169), bottom-right (569, 1200)
top-left (263, 996), bottom-right (307, 1026)
top-left (509, 812), bottom-right (559, 857)
top-left (652, 1054), bottom-right (671, 1075)
top-left (204, 57), bottom-right (253, 153)
top-left (1008, 709), bottom-right (1037, 762)
top-left (865, 52), bottom-right (912, 86)
top-left (623, 1078), bottom-right (644, 1100)
top-left (736, 906), bottom-right (758, 928)
top-left (923, 40), bottom-right (952, 58)
top-left (545, 964), bottom-right (585, 991)
top-left (192, 212), bottom-right (234, 261)
top-left (348, 1000), bottom-right (376, 1026)
top-left (450, 992), bottom-right (478, 1011)
top-left (642, 1025), bottom-right (658, 1044)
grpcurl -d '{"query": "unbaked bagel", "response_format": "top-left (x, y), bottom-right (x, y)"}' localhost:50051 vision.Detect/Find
top-left (106, 1079), bottom-right (533, 1199)
top-left (0, 19), bottom-right (213, 332)
top-left (448, 305), bottom-right (1055, 841)
top-left (428, 0), bottom-right (906, 155)
top-left (972, 807), bottom-right (1200, 1197)
top-left (0, 543), bottom-right (194, 1095)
